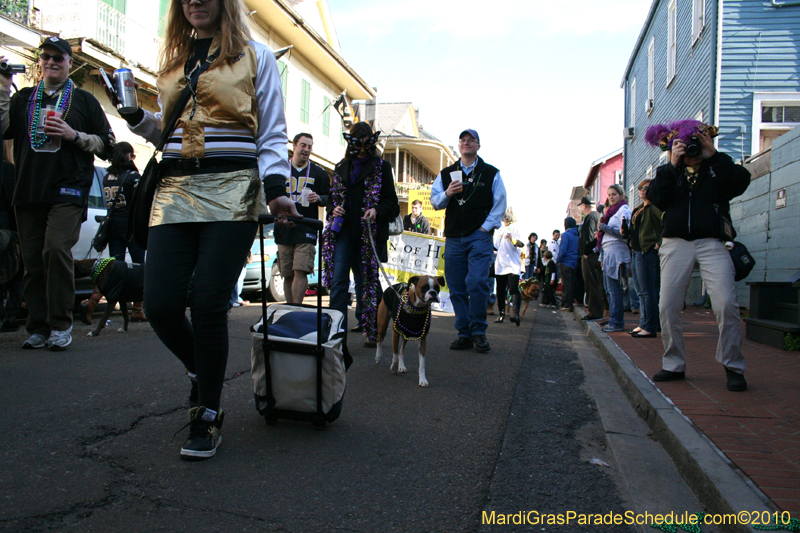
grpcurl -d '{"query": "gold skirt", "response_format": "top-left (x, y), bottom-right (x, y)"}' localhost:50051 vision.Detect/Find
top-left (150, 168), bottom-right (267, 226)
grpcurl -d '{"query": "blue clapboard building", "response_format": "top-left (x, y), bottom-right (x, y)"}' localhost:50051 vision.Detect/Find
top-left (620, 0), bottom-right (800, 194)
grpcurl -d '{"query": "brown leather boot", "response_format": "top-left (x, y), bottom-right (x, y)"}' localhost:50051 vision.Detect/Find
top-left (131, 302), bottom-right (148, 322)
top-left (81, 288), bottom-right (102, 325)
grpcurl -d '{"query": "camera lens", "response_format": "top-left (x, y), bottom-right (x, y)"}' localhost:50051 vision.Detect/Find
top-left (685, 138), bottom-right (701, 157)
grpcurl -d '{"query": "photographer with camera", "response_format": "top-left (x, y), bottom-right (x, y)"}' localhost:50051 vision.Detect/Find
top-left (645, 120), bottom-right (751, 392)
top-left (0, 37), bottom-right (115, 351)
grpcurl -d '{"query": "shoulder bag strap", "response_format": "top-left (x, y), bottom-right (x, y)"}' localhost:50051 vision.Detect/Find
top-left (152, 53), bottom-right (218, 153)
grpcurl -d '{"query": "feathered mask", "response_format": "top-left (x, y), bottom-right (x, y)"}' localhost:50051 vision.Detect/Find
top-left (342, 131), bottom-right (381, 157)
top-left (645, 120), bottom-right (719, 151)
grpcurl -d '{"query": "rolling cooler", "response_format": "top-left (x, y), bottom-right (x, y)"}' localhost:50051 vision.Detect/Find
top-left (250, 215), bottom-right (352, 430)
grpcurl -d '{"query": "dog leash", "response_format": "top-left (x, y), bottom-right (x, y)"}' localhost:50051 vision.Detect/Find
top-left (364, 218), bottom-right (404, 301)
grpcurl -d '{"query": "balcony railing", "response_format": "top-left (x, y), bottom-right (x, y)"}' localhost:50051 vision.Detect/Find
top-left (38, 0), bottom-right (161, 72)
top-left (0, 0), bottom-right (30, 24)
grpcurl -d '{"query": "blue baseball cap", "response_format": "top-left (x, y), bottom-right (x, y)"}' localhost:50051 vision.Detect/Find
top-left (459, 129), bottom-right (480, 143)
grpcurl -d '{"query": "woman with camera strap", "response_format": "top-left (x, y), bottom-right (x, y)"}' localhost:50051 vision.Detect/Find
top-left (645, 120), bottom-right (751, 392)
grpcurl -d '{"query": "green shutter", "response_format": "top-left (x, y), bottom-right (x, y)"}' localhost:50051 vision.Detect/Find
top-left (278, 60), bottom-right (288, 110)
top-left (322, 96), bottom-right (330, 136)
top-left (101, 0), bottom-right (126, 12)
top-left (300, 80), bottom-right (310, 124)
top-left (158, 0), bottom-right (169, 37)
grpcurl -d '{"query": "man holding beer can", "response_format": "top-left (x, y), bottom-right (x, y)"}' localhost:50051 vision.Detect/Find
top-left (274, 132), bottom-right (329, 304)
top-left (0, 36), bottom-right (115, 351)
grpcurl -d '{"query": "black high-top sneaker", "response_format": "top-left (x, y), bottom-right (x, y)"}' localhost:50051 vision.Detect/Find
top-left (180, 406), bottom-right (224, 460)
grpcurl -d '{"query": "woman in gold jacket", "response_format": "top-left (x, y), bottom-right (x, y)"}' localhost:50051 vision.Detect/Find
top-left (115, 0), bottom-right (295, 460)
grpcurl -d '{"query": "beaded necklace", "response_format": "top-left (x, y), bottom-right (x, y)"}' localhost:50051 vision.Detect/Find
top-left (91, 257), bottom-right (114, 283)
top-left (393, 288), bottom-right (432, 341)
top-left (455, 171), bottom-right (483, 206)
top-left (27, 78), bottom-right (75, 149)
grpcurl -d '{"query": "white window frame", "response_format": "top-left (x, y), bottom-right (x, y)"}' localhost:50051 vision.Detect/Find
top-left (667, 0), bottom-right (677, 84)
top-left (692, 0), bottom-right (706, 44)
top-left (647, 37), bottom-right (655, 114)
top-left (646, 165), bottom-right (653, 182)
top-left (615, 170), bottom-right (623, 185)
top-left (630, 78), bottom-right (637, 130)
top-left (695, 110), bottom-right (704, 122)
top-left (751, 92), bottom-right (800, 155)
top-left (659, 152), bottom-right (668, 164)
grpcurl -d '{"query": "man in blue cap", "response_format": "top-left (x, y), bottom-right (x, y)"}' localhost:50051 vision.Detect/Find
top-left (430, 129), bottom-right (507, 353)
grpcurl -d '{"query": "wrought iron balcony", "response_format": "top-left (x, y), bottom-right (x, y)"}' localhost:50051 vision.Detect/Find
top-left (37, 0), bottom-right (161, 71)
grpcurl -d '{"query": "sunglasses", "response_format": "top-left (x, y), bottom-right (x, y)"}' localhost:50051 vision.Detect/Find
top-left (637, 184), bottom-right (649, 191)
top-left (181, 0), bottom-right (214, 4)
top-left (39, 53), bottom-right (67, 63)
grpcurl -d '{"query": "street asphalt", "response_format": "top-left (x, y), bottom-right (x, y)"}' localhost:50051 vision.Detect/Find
top-left (0, 299), bottom-right (707, 532)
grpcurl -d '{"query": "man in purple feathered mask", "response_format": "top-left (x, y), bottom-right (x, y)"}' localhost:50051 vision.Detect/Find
top-left (643, 119), bottom-right (751, 392)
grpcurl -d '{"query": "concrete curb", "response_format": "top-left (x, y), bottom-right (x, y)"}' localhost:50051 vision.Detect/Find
top-left (573, 309), bottom-right (775, 533)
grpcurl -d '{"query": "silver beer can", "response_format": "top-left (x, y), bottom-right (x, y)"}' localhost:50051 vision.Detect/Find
top-left (113, 68), bottom-right (138, 113)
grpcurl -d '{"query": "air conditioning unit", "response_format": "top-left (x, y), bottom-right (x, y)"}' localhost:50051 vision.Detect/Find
top-left (623, 127), bottom-right (635, 139)
top-left (646, 99), bottom-right (654, 113)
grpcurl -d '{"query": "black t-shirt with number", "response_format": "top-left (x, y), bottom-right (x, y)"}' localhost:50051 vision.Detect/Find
top-left (274, 161), bottom-right (330, 245)
top-left (4, 85), bottom-right (114, 207)
top-left (103, 167), bottom-right (140, 232)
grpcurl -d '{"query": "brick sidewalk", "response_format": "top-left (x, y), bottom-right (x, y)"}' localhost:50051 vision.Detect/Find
top-left (604, 308), bottom-right (800, 515)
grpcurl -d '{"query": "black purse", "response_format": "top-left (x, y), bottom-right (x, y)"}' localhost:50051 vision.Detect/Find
top-left (127, 56), bottom-right (216, 250)
top-left (92, 187), bottom-right (120, 253)
top-left (718, 208), bottom-right (755, 282)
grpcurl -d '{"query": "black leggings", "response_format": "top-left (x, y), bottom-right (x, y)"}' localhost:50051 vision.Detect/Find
top-left (495, 273), bottom-right (520, 315)
top-left (144, 221), bottom-right (257, 411)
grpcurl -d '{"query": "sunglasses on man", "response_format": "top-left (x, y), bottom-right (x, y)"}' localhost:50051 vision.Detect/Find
top-left (39, 53), bottom-right (67, 63)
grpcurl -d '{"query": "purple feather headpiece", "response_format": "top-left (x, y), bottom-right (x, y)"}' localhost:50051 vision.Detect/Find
top-left (645, 120), bottom-right (719, 151)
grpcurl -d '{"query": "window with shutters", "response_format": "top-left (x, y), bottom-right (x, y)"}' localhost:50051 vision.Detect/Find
top-left (692, 0), bottom-right (705, 43)
top-left (667, 0), bottom-right (677, 85)
top-left (647, 37), bottom-right (655, 114)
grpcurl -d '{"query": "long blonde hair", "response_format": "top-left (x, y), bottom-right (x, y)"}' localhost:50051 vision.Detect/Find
top-left (159, 0), bottom-right (252, 75)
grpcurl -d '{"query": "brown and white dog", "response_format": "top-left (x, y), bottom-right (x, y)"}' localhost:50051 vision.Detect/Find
top-left (375, 276), bottom-right (445, 387)
top-left (74, 258), bottom-right (145, 337)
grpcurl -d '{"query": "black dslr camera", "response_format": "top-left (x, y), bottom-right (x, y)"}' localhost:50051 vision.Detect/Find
top-left (0, 61), bottom-right (26, 76)
top-left (684, 137), bottom-right (702, 158)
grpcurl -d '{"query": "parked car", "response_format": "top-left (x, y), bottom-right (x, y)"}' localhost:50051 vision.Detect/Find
top-left (242, 223), bottom-right (321, 302)
top-left (72, 165), bottom-right (131, 301)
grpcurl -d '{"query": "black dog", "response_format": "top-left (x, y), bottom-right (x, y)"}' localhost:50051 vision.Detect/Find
top-left (74, 258), bottom-right (145, 337)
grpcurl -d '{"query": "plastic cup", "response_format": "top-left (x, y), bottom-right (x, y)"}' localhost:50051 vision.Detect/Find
top-left (300, 188), bottom-right (311, 207)
top-left (450, 170), bottom-right (463, 183)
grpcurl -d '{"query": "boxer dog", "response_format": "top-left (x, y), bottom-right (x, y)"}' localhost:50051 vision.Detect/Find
top-left (74, 258), bottom-right (145, 337)
top-left (375, 276), bottom-right (445, 387)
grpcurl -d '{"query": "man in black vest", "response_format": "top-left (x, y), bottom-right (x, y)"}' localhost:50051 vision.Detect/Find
top-left (430, 129), bottom-right (507, 353)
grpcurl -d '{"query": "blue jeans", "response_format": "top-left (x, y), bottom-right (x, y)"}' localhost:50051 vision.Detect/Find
top-left (444, 229), bottom-right (494, 338)
top-left (633, 249), bottom-right (660, 332)
top-left (328, 227), bottom-right (368, 333)
top-left (523, 263), bottom-right (535, 280)
top-left (604, 272), bottom-right (625, 329)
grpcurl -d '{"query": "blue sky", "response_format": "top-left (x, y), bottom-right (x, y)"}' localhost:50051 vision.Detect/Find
top-left (328, 0), bottom-right (654, 234)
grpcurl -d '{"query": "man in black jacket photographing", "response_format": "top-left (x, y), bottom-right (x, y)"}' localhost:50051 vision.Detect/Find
top-left (645, 120), bottom-right (750, 392)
